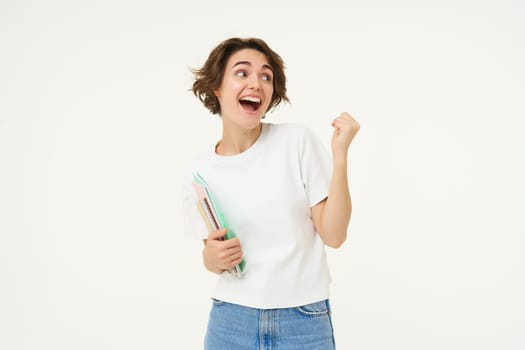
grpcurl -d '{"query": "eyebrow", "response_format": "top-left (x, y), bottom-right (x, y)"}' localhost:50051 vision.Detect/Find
top-left (232, 61), bottom-right (273, 72)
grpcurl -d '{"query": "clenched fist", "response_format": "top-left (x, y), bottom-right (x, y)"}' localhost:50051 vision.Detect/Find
top-left (331, 112), bottom-right (360, 158)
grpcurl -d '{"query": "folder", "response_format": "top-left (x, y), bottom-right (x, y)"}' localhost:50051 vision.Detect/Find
top-left (192, 172), bottom-right (246, 277)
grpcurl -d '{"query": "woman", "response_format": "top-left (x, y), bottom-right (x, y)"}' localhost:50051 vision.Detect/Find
top-left (184, 37), bottom-right (360, 349)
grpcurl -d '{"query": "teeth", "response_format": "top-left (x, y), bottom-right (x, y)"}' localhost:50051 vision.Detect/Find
top-left (240, 96), bottom-right (261, 103)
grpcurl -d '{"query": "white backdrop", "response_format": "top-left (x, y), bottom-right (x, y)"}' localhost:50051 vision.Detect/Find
top-left (1, 0), bottom-right (524, 349)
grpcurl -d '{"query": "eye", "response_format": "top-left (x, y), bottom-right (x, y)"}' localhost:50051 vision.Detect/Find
top-left (262, 74), bottom-right (273, 82)
top-left (235, 70), bottom-right (247, 78)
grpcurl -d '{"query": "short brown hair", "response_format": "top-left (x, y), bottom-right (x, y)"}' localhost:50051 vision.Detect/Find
top-left (192, 37), bottom-right (289, 115)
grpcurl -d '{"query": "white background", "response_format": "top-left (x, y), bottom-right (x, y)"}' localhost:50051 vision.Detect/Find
top-left (1, 0), bottom-right (524, 349)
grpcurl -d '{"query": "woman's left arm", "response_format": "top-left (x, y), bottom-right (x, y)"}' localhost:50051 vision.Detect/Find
top-left (312, 112), bottom-right (360, 248)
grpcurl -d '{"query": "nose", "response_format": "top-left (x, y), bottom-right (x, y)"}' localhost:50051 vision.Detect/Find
top-left (248, 74), bottom-right (261, 90)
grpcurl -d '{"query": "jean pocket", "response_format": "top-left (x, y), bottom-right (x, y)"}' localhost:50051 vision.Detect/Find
top-left (296, 300), bottom-right (330, 317)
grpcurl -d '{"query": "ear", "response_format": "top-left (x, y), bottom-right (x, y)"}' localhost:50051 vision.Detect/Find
top-left (213, 88), bottom-right (220, 98)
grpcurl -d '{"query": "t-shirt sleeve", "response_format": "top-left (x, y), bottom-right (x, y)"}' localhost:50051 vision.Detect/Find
top-left (300, 126), bottom-right (332, 207)
top-left (182, 174), bottom-right (209, 240)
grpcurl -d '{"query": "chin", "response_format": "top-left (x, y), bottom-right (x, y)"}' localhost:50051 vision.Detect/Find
top-left (239, 117), bottom-right (262, 130)
top-left (237, 110), bottom-right (264, 128)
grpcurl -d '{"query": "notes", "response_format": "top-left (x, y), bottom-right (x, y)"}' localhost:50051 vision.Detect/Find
top-left (192, 172), bottom-right (246, 277)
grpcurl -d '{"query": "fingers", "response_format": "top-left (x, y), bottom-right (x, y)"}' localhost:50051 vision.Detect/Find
top-left (225, 250), bottom-right (243, 270)
top-left (332, 112), bottom-right (360, 131)
top-left (208, 229), bottom-right (242, 247)
top-left (208, 228), bottom-right (227, 240)
top-left (207, 229), bottom-right (242, 249)
top-left (330, 112), bottom-right (360, 155)
top-left (205, 230), bottom-right (241, 260)
top-left (220, 240), bottom-right (242, 257)
top-left (331, 112), bottom-right (360, 144)
top-left (222, 237), bottom-right (241, 249)
top-left (215, 244), bottom-right (243, 270)
top-left (202, 231), bottom-right (243, 273)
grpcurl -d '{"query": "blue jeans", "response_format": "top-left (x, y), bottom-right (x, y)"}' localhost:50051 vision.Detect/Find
top-left (204, 299), bottom-right (336, 349)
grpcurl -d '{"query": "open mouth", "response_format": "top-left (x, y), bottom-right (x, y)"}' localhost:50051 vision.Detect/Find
top-left (239, 96), bottom-right (262, 113)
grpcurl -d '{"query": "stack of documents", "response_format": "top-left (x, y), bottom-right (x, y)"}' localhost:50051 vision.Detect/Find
top-left (192, 172), bottom-right (246, 277)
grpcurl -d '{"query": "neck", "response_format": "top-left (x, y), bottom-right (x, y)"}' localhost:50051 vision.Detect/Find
top-left (216, 120), bottom-right (262, 156)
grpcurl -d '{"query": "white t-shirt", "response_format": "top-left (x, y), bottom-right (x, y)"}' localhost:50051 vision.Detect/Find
top-left (183, 122), bottom-right (333, 309)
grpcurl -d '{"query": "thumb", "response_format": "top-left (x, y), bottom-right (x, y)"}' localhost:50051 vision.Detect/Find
top-left (208, 228), bottom-right (227, 240)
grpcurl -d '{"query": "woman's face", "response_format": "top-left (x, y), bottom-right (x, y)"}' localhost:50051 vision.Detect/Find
top-left (214, 48), bottom-right (274, 130)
